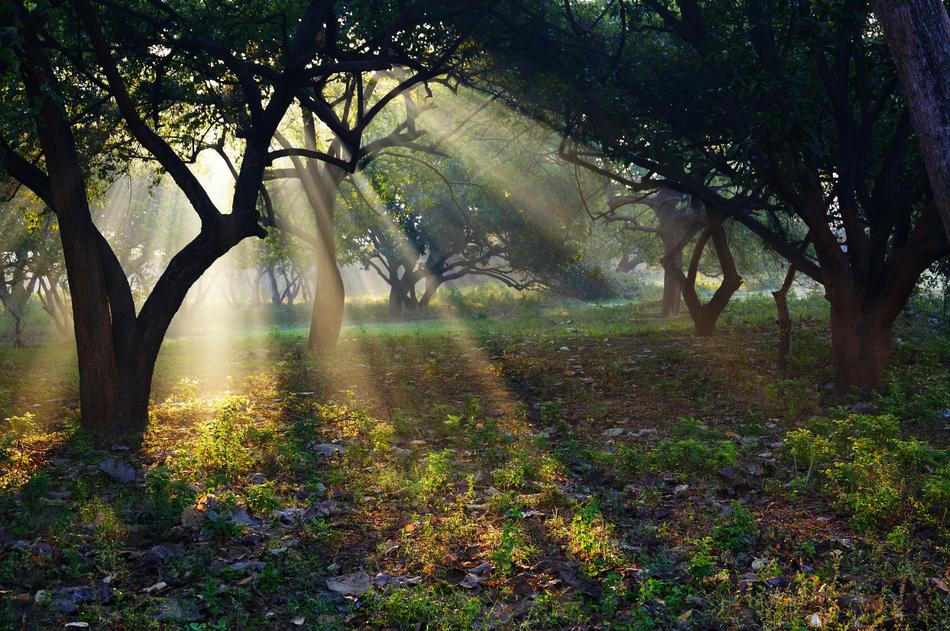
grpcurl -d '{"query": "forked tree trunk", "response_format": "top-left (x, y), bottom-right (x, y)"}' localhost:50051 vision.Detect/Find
top-left (8, 0), bottom-right (324, 437)
top-left (662, 213), bottom-right (742, 336)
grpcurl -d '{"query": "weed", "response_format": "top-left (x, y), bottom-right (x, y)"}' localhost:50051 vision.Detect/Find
top-left (558, 500), bottom-right (624, 576)
top-left (144, 466), bottom-right (196, 533)
top-left (362, 585), bottom-right (483, 630)
top-left (491, 520), bottom-right (536, 577)
top-left (712, 502), bottom-right (756, 552)
top-left (783, 413), bottom-right (950, 531)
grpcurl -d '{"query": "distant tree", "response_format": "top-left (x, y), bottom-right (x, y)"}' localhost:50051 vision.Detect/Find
top-left (0, 246), bottom-right (38, 348)
top-left (338, 160), bottom-right (539, 316)
top-left (606, 190), bottom-right (704, 317)
top-left (261, 25), bottom-right (490, 350)
top-left (0, 197), bottom-right (65, 346)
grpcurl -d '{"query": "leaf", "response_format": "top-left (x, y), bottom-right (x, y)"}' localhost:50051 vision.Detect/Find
top-left (930, 577), bottom-right (950, 594)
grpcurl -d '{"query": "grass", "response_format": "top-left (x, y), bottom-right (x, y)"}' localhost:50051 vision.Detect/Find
top-left (0, 288), bottom-right (949, 628)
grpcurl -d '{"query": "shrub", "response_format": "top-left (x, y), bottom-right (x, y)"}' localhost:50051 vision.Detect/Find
top-left (144, 467), bottom-right (196, 533)
top-left (877, 364), bottom-right (950, 424)
top-left (713, 502), bottom-right (756, 552)
top-left (782, 414), bottom-right (949, 531)
top-left (192, 397), bottom-right (257, 483)
top-left (650, 438), bottom-right (738, 480)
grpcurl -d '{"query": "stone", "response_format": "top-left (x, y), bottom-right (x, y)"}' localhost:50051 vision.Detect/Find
top-left (326, 571), bottom-right (372, 596)
top-left (98, 458), bottom-right (136, 483)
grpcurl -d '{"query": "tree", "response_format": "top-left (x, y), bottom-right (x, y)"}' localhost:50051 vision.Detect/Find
top-left (606, 190), bottom-right (705, 317)
top-left (476, 0), bottom-right (949, 391)
top-left (0, 0), bottom-right (466, 435)
top-left (871, 0), bottom-right (950, 240)
top-left (337, 159), bottom-right (539, 316)
top-left (262, 21), bottom-right (490, 350)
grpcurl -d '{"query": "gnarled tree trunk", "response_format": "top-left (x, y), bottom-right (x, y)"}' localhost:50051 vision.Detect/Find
top-left (662, 212), bottom-right (742, 336)
top-left (658, 239), bottom-right (683, 317)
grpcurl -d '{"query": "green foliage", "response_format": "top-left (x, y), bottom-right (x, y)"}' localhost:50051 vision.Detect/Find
top-left (409, 449), bottom-right (452, 504)
top-left (362, 586), bottom-right (483, 630)
top-left (191, 397), bottom-right (258, 484)
top-left (686, 536), bottom-right (717, 579)
top-left (712, 502), bottom-right (756, 552)
top-left (491, 520), bottom-right (536, 578)
top-left (782, 414), bottom-right (950, 531)
top-left (649, 438), bottom-right (738, 481)
top-left (246, 483), bottom-right (280, 516)
top-left (144, 466), bottom-right (196, 533)
top-left (877, 363), bottom-right (950, 424)
top-left (765, 378), bottom-right (818, 421)
top-left (560, 499), bottom-right (623, 576)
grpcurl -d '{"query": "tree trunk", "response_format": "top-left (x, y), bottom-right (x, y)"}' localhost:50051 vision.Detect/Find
top-left (13, 315), bottom-right (23, 349)
top-left (871, 0), bottom-right (950, 239)
top-left (308, 230), bottom-right (345, 349)
top-left (289, 157), bottom-right (345, 351)
top-left (662, 212), bottom-right (742, 336)
top-left (828, 301), bottom-right (892, 393)
top-left (388, 281), bottom-right (404, 317)
top-left (19, 27), bottom-right (153, 436)
top-left (266, 265), bottom-right (281, 304)
top-left (773, 264), bottom-right (796, 376)
top-left (419, 274), bottom-right (442, 307)
top-left (660, 257), bottom-right (682, 317)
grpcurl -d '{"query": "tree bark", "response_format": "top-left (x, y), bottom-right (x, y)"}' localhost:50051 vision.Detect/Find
top-left (662, 213), bottom-right (742, 336)
top-left (388, 280), bottom-right (404, 317)
top-left (307, 192), bottom-right (345, 349)
top-left (12, 316), bottom-right (23, 349)
top-left (773, 264), bottom-right (796, 376)
top-left (871, 0), bottom-right (950, 239)
top-left (419, 273), bottom-right (442, 307)
top-left (659, 245), bottom-right (683, 317)
top-left (277, 119), bottom-right (347, 352)
top-left (828, 301), bottom-right (892, 393)
top-left (266, 265), bottom-right (281, 304)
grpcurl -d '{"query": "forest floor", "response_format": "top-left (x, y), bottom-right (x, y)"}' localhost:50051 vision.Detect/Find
top-left (1, 292), bottom-right (950, 629)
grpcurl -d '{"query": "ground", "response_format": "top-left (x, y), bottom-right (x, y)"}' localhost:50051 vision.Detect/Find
top-left (1, 290), bottom-right (950, 629)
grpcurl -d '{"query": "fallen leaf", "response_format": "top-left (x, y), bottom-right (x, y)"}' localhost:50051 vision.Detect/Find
top-left (930, 577), bottom-right (950, 594)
